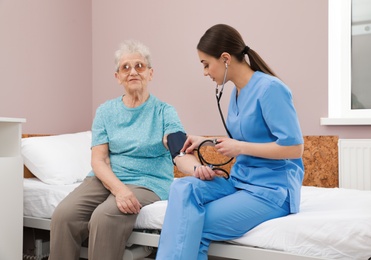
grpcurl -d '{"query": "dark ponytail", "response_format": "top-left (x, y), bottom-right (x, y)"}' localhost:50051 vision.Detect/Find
top-left (246, 48), bottom-right (277, 77)
top-left (197, 24), bottom-right (277, 77)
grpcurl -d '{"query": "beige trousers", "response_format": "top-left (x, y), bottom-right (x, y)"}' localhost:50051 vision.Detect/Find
top-left (48, 176), bottom-right (160, 260)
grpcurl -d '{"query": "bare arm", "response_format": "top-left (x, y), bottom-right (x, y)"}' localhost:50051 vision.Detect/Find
top-left (163, 135), bottom-right (217, 180)
top-left (91, 144), bottom-right (141, 214)
top-left (215, 137), bottom-right (304, 159)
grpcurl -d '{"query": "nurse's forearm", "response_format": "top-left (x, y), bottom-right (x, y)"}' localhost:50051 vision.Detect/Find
top-left (239, 141), bottom-right (303, 159)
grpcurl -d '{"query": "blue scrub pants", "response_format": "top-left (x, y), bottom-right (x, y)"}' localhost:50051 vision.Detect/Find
top-left (156, 176), bottom-right (290, 260)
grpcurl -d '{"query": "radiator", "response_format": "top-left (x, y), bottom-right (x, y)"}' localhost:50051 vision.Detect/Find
top-left (338, 139), bottom-right (371, 190)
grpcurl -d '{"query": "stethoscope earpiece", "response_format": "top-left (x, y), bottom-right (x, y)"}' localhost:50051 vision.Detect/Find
top-left (224, 59), bottom-right (228, 68)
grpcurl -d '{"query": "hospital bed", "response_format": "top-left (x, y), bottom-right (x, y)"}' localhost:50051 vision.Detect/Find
top-left (22, 132), bottom-right (371, 260)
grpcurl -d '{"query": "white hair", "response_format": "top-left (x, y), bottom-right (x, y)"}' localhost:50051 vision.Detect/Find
top-left (114, 39), bottom-right (152, 72)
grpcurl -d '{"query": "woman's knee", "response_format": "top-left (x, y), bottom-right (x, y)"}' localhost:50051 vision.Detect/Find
top-left (89, 196), bottom-right (135, 230)
top-left (171, 176), bottom-right (202, 190)
top-left (89, 209), bottom-right (136, 236)
top-left (168, 177), bottom-right (208, 207)
top-left (51, 199), bottom-right (80, 228)
top-left (170, 177), bottom-right (233, 204)
top-left (89, 210), bottom-right (108, 231)
top-left (170, 177), bottom-right (199, 196)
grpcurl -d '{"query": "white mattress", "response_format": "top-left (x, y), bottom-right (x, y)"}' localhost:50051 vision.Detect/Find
top-left (24, 178), bottom-right (371, 260)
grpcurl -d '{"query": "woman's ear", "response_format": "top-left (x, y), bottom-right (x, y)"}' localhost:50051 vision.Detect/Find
top-left (148, 67), bottom-right (154, 81)
top-left (114, 72), bottom-right (121, 84)
top-left (220, 52), bottom-right (231, 65)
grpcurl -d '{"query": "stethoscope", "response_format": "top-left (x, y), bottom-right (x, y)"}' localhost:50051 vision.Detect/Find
top-left (216, 62), bottom-right (233, 139)
top-left (193, 62), bottom-right (234, 178)
top-left (196, 138), bottom-right (232, 179)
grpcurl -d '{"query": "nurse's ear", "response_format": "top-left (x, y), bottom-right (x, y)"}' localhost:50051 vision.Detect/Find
top-left (220, 52), bottom-right (231, 66)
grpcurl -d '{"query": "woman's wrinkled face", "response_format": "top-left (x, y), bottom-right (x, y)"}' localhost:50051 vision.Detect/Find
top-left (198, 50), bottom-right (226, 85)
top-left (115, 53), bottom-right (153, 91)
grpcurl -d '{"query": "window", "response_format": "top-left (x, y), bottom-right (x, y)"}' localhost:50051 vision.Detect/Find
top-left (321, 0), bottom-right (371, 125)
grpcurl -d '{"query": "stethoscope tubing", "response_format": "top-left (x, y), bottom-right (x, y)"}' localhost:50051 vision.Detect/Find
top-left (215, 64), bottom-right (233, 139)
top-left (196, 139), bottom-right (233, 179)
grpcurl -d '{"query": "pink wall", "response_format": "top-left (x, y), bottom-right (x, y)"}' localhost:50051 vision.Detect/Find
top-left (92, 0), bottom-right (371, 138)
top-left (0, 0), bottom-right (92, 134)
top-left (1, 0), bottom-right (371, 138)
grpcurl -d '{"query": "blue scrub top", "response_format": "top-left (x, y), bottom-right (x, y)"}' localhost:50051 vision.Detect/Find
top-left (227, 71), bottom-right (304, 213)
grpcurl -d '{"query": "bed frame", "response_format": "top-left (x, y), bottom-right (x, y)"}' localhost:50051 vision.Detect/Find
top-left (23, 135), bottom-right (338, 260)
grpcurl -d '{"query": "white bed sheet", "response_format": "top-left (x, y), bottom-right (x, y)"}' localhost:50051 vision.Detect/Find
top-left (232, 186), bottom-right (371, 260)
top-left (24, 178), bottom-right (371, 260)
top-left (23, 178), bottom-right (166, 229)
top-left (24, 178), bottom-right (79, 219)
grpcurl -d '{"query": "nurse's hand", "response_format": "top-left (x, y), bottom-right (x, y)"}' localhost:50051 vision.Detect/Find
top-left (182, 135), bottom-right (207, 154)
top-left (215, 138), bottom-right (241, 158)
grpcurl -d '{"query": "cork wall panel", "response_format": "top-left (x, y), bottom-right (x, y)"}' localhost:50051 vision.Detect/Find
top-left (302, 136), bottom-right (338, 187)
top-left (176, 136), bottom-right (339, 188)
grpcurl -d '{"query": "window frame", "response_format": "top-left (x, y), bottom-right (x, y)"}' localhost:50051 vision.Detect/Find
top-left (321, 0), bottom-right (371, 125)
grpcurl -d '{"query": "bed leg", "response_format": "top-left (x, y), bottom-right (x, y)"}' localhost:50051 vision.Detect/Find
top-left (35, 239), bottom-right (50, 259)
top-left (23, 239), bottom-right (50, 260)
top-left (123, 245), bottom-right (154, 260)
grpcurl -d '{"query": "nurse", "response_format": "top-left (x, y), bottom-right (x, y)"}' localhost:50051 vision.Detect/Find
top-left (156, 24), bottom-right (305, 260)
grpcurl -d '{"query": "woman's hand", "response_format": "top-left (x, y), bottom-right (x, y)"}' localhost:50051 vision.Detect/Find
top-left (181, 135), bottom-right (207, 154)
top-left (92, 144), bottom-right (142, 214)
top-left (193, 165), bottom-right (218, 180)
top-left (215, 138), bottom-right (241, 158)
top-left (115, 186), bottom-right (142, 214)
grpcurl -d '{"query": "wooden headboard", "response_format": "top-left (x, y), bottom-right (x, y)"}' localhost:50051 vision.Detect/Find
top-left (22, 134), bottom-right (339, 188)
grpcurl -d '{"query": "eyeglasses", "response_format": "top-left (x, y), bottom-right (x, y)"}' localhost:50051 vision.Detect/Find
top-left (118, 62), bottom-right (148, 74)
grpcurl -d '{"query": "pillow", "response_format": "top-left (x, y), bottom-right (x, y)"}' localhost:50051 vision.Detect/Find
top-left (21, 131), bottom-right (92, 185)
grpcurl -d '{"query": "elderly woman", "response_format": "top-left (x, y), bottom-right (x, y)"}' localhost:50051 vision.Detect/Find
top-left (48, 40), bottom-right (190, 260)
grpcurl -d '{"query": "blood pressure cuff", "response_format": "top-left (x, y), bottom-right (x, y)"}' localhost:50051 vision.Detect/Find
top-left (167, 131), bottom-right (187, 161)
